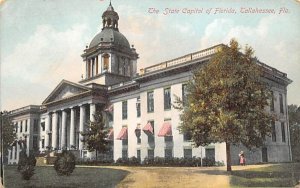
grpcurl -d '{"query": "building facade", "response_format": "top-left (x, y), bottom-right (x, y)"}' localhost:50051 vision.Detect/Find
top-left (7, 3), bottom-right (292, 165)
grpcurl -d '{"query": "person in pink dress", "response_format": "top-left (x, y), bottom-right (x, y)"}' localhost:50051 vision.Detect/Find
top-left (239, 151), bottom-right (246, 166)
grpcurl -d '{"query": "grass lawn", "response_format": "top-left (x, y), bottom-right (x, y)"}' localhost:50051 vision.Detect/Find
top-left (3, 163), bottom-right (300, 187)
top-left (3, 165), bottom-right (129, 188)
top-left (230, 163), bottom-right (300, 187)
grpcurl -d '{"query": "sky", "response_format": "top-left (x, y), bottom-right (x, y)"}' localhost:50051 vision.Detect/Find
top-left (0, 0), bottom-right (299, 111)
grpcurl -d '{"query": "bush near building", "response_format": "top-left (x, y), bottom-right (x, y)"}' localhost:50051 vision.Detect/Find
top-left (76, 156), bottom-right (224, 167)
top-left (17, 150), bottom-right (36, 180)
top-left (54, 150), bottom-right (76, 176)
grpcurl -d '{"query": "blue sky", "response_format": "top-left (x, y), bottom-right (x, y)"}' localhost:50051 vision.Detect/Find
top-left (0, 0), bottom-right (299, 110)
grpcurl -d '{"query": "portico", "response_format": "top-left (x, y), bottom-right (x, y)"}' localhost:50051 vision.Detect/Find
top-left (41, 80), bottom-right (107, 158)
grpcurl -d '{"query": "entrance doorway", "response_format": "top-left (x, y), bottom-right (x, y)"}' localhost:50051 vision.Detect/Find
top-left (262, 147), bottom-right (268, 162)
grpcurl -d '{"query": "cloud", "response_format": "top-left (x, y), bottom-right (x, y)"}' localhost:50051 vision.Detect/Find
top-left (1, 24), bottom-right (89, 110)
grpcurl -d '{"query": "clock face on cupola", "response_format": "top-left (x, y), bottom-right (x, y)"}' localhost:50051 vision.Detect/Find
top-left (80, 2), bottom-right (139, 86)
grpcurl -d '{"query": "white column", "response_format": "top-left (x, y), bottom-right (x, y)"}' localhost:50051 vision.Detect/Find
top-left (99, 55), bottom-right (102, 74)
top-left (86, 60), bottom-right (88, 79)
top-left (61, 110), bottom-right (67, 149)
top-left (23, 120), bottom-right (27, 133)
top-left (79, 105), bottom-right (86, 150)
top-left (26, 119), bottom-right (31, 155)
top-left (90, 103), bottom-right (96, 122)
top-left (45, 113), bottom-right (51, 147)
top-left (12, 146), bottom-right (16, 161)
top-left (52, 112), bottom-right (58, 150)
top-left (8, 150), bottom-right (12, 163)
top-left (70, 107), bottom-right (75, 149)
top-left (89, 104), bottom-right (97, 159)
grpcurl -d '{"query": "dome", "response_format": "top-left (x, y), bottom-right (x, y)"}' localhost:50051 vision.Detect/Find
top-left (89, 27), bottom-right (130, 48)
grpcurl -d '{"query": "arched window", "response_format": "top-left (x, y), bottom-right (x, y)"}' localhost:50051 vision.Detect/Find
top-left (103, 54), bottom-right (110, 71)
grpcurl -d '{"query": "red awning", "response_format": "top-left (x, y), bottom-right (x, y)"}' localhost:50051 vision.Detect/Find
top-left (158, 122), bottom-right (172, 137)
top-left (106, 129), bottom-right (114, 140)
top-left (117, 127), bottom-right (128, 140)
top-left (143, 122), bottom-right (153, 134)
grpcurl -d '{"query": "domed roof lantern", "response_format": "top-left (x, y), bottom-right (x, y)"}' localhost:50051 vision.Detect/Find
top-left (102, 1), bottom-right (119, 31)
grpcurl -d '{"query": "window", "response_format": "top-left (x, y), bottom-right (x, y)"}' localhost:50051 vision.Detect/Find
top-left (183, 132), bottom-right (192, 142)
top-left (33, 136), bottom-right (38, 150)
top-left (136, 97), bottom-right (141, 117)
top-left (279, 94), bottom-right (284, 114)
top-left (147, 91), bottom-right (154, 113)
top-left (135, 125), bottom-right (141, 144)
top-left (41, 122), bottom-right (45, 131)
top-left (148, 149), bottom-right (154, 159)
top-left (164, 88), bottom-right (171, 110)
top-left (182, 84), bottom-right (188, 106)
top-left (14, 146), bottom-right (17, 159)
top-left (270, 91), bottom-right (274, 112)
top-left (122, 150), bottom-right (128, 159)
top-left (164, 136), bottom-right (173, 143)
top-left (148, 121), bottom-right (155, 144)
top-left (205, 148), bottom-right (215, 160)
top-left (281, 122), bottom-right (286, 142)
top-left (122, 101), bottom-right (128, 120)
top-left (20, 122), bottom-right (23, 133)
top-left (137, 150), bottom-right (141, 161)
top-left (33, 119), bottom-right (39, 133)
top-left (122, 139), bottom-right (128, 146)
top-left (48, 133), bottom-right (52, 147)
top-left (25, 120), bottom-right (28, 132)
top-left (103, 54), bottom-right (110, 71)
top-left (165, 149), bottom-right (173, 159)
top-left (42, 139), bottom-right (45, 148)
top-left (272, 121), bottom-right (276, 142)
top-left (184, 149), bottom-right (192, 159)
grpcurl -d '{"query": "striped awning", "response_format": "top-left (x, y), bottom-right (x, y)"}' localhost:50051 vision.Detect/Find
top-left (117, 127), bottom-right (128, 140)
top-left (158, 122), bottom-right (172, 137)
top-left (143, 122), bottom-right (153, 134)
top-left (106, 129), bottom-right (114, 140)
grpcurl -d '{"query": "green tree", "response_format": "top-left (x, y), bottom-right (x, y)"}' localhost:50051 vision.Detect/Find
top-left (288, 104), bottom-right (300, 162)
top-left (0, 111), bottom-right (16, 156)
top-left (175, 39), bottom-right (274, 171)
top-left (81, 111), bottom-right (110, 159)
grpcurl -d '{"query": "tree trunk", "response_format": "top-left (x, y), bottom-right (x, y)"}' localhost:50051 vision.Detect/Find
top-left (226, 142), bottom-right (232, 171)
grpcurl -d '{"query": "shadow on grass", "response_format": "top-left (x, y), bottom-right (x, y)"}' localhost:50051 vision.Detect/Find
top-left (230, 170), bottom-right (299, 187)
top-left (194, 163), bottom-right (300, 187)
top-left (3, 165), bottom-right (130, 188)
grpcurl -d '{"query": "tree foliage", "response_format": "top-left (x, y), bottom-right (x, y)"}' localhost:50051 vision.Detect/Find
top-left (175, 39), bottom-right (274, 171)
top-left (0, 111), bottom-right (16, 156)
top-left (288, 104), bottom-right (300, 162)
top-left (81, 111), bottom-right (110, 157)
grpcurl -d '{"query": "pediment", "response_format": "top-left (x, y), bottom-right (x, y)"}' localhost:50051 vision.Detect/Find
top-left (43, 80), bottom-right (90, 104)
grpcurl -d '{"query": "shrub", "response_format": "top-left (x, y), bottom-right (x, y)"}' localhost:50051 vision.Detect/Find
top-left (143, 157), bottom-right (154, 165)
top-left (202, 157), bottom-right (215, 166)
top-left (128, 156), bottom-right (140, 166)
top-left (20, 164), bottom-right (35, 180)
top-left (17, 150), bottom-right (36, 180)
top-left (28, 153), bottom-right (37, 167)
top-left (17, 150), bottom-right (28, 171)
top-left (54, 150), bottom-right (76, 176)
top-left (215, 160), bottom-right (225, 166)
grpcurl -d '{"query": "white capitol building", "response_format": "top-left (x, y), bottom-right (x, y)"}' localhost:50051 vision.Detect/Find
top-left (7, 3), bottom-right (292, 165)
